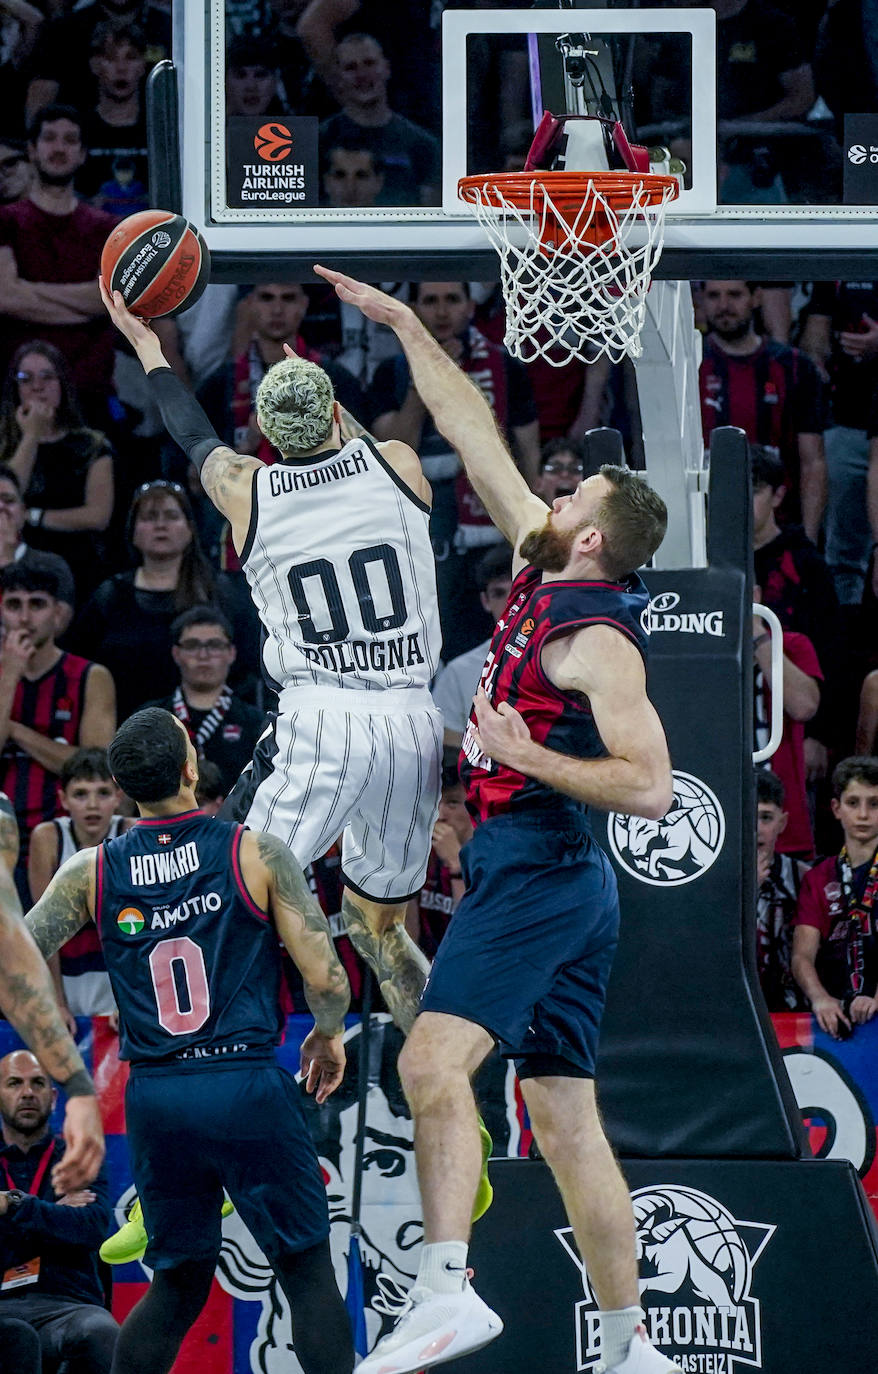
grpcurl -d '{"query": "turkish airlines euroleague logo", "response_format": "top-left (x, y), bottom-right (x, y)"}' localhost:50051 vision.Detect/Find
top-left (254, 122), bottom-right (294, 162)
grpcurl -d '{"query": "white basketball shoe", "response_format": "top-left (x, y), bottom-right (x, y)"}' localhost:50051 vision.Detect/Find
top-left (596, 1325), bottom-right (684, 1374)
top-left (354, 1276), bottom-right (503, 1374)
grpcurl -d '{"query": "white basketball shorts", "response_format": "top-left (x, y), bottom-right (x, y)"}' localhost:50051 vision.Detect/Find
top-left (234, 687), bottom-right (444, 903)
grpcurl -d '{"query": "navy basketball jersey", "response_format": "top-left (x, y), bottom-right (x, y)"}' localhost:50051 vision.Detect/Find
top-left (95, 811), bottom-right (283, 1064)
top-left (460, 565), bottom-right (649, 824)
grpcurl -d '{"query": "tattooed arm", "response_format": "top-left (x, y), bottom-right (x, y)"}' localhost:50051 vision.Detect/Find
top-left (240, 830), bottom-right (349, 1102)
top-left (243, 830), bottom-right (349, 1032)
top-left (25, 848), bottom-right (96, 959)
top-left (0, 852), bottom-right (104, 1190)
top-left (0, 792), bottom-right (19, 874)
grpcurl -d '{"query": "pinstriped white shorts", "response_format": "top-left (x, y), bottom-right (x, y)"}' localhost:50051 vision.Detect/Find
top-left (239, 698), bottom-right (443, 903)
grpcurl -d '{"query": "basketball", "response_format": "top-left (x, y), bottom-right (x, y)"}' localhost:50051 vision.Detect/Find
top-left (100, 209), bottom-right (210, 319)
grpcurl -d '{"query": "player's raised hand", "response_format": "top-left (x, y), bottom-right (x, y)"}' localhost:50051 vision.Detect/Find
top-left (97, 277), bottom-right (160, 356)
top-left (52, 1094), bottom-right (105, 1193)
top-left (300, 1027), bottom-right (346, 1104)
top-left (313, 266), bottom-right (408, 329)
top-left (471, 687), bottom-right (534, 770)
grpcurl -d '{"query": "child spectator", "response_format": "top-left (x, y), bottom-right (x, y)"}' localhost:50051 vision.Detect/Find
top-left (755, 768), bottom-right (809, 1011)
top-left (793, 755), bottom-right (878, 1038)
top-left (28, 747), bottom-right (131, 1028)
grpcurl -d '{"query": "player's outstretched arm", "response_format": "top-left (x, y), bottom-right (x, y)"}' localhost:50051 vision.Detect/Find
top-left (471, 625), bottom-right (673, 819)
top-left (98, 279), bottom-right (259, 530)
top-left (0, 854), bottom-right (104, 1190)
top-left (314, 265), bottom-right (548, 549)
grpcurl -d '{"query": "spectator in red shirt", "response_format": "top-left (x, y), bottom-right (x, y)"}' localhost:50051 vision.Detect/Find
top-left (699, 280), bottom-right (828, 541)
top-left (793, 755), bottom-right (878, 1039)
top-left (753, 590), bottom-right (822, 857)
top-left (0, 106), bottom-right (117, 426)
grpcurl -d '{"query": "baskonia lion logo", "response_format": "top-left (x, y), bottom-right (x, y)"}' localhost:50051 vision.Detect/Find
top-left (607, 771), bottom-right (725, 887)
top-left (557, 1185), bottom-right (775, 1372)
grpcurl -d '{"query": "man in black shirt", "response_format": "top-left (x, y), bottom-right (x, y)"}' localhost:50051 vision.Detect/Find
top-left (25, 0), bottom-right (170, 125)
top-left (79, 21), bottom-right (149, 215)
top-left (148, 607), bottom-right (266, 796)
top-left (0, 1049), bottom-right (117, 1372)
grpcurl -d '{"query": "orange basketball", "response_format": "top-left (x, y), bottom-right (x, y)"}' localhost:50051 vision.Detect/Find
top-left (100, 209), bottom-right (210, 319)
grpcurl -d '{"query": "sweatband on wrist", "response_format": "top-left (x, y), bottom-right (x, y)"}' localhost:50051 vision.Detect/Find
top-left (147, 366), bottom-right (222, 473)
top-left (58, 1067), bottom-right (96, 1097)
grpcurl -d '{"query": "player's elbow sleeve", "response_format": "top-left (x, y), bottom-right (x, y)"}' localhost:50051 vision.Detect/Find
top-left (147, 367), bottom-right (221, 473)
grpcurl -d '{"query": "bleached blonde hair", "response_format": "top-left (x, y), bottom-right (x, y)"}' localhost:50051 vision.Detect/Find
top-left (255, 356), bottom-right (335, 455)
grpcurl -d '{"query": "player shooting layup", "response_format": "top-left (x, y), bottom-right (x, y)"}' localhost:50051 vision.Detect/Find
top-left (315, 268), bottom-right (677, 1374)
top-left (99, 281), bottom-right (441, 1037)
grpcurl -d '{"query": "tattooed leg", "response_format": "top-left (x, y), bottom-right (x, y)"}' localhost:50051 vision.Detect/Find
top-left (342, 890), bottom-right (429, 1035)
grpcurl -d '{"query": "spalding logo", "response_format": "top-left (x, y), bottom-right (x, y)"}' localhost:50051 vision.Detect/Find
top-left (254, 122), bottom-right (294, 162)
top-left (607, 769), bottom-right (725, 886)
top-left (151, 230), bottom-right (171, 248)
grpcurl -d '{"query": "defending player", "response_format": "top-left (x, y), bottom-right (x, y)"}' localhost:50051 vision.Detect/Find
top-left (24, 706), bottom-right (354, 1374)
top-left (316, 268), bottom-right (677, 1374)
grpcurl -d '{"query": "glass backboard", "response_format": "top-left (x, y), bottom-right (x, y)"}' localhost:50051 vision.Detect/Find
top-left (168, 1), bottom-right (878, 277)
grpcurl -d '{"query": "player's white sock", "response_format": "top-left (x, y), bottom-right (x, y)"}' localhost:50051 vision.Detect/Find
top-left (599, 1306), bottom-right (644, 1369)
top-left (415, 1241), bottom-right (469, 1294)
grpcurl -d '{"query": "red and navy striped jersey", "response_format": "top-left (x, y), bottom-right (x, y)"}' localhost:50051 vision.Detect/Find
top-left (459, 565), bottom-right (649, 824)
top-left (0, 653), bottom-right (93, 845)
top-left (95, 811), bottom-right (283, 1064)
top-left (699, 338), bottom-right (827, 483)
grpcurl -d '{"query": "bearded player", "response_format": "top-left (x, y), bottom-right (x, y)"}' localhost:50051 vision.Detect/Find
top-left (316, 268), bottom-right (676, 1374)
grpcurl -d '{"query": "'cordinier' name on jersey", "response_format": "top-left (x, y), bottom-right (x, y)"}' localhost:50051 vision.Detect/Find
top-left (129, 841), bottom-right (199, 886)
top-left (241, 435), bottom-right (441, 694)
top-left (267, 451), bottom-right (368, 495)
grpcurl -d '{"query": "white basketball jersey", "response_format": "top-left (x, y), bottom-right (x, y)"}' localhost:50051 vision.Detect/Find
top-left (241, 436), bottom-right (441, 693)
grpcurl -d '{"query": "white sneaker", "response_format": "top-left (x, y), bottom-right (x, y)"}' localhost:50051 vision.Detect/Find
top-left (596, 1325), bottom-right (683, 1374)
top-left (354, 1279), bottom-right (504, 1374)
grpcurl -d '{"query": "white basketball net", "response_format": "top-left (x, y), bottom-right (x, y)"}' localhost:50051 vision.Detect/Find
top-left (463, 175), bottom-right (676, 366)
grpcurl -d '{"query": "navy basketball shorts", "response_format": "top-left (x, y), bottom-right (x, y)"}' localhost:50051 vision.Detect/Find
top-left (420, 809), bottom-right (620, 1078)
top-left (125, 1058), bottom-right (329, 1269)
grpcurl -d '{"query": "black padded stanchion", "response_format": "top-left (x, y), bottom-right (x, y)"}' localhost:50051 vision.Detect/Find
top-left (449, 428), bottom-right (878, 1373)
top-left (596, 427), bottom-right (803, 1157)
